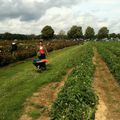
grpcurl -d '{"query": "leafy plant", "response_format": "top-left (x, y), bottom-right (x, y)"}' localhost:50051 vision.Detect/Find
top-left (50, 44), bottom-right (97, 120)
top-left (95, 41), bottom-right (120, 84)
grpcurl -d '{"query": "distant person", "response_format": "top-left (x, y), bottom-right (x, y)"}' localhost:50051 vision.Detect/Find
top-left (11, 40), bottom-right (17, 56)
top-left (37, 40), bottom-right (48, 70)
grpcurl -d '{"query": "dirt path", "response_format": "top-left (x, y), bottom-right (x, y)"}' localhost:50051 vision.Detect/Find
top-left (93, 48), bottom-right (120, 120)
top-left (20, 68), bottom-right (73, 120)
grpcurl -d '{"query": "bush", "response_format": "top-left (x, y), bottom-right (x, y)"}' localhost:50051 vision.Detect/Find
top-left (0, 40), bottom-right (81, 67)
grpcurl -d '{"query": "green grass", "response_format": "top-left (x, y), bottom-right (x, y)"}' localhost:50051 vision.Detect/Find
top-left (27, 110), bottom-right (41, 119)
top-left (0, 45), bottom-right (84, 120)
top-left (27, 103), bottom-right (47, 119)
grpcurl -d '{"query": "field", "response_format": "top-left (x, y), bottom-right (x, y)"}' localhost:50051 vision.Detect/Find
top-left (0, 41), bottom-right (120, 120)
top-left (95, 41), bottom-right (120, 83)
top-left (0, 40), bottom-right (80, 66)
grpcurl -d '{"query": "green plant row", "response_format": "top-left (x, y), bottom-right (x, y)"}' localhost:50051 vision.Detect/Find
top-left (97, 41), bottom-right (120, 57)
top-left (106, 46), bottom-right (120, 57)
top-left (96, 43), bottom-right (120, 84)
top-left (50, 44), bottom-right (97, 120)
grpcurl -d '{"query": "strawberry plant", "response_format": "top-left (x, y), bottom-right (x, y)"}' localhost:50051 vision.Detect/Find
top-left (50, 44), bottom-right (97, 120)
top-left (95, 42), bottom-right (120, 84)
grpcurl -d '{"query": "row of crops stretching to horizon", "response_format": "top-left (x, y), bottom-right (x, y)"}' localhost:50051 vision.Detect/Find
top-left (95, 41), bottom-right (120, 84)
top-left (50, 43), bottom-right (97, 120)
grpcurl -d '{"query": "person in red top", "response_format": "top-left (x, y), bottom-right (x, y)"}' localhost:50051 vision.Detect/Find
top-left (38, 40), bottom-right (48, 69)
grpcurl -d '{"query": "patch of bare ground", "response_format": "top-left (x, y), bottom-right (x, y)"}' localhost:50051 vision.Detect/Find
top-left (93, 48), bottom-right (120, 120)
top-left (19, 68), bottom-right (73, 120)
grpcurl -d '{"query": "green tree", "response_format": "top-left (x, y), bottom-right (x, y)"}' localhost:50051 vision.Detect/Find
top-left (85, 26), bottom-right (95, 40)
top-left (117, 34), bottom-right (120, 39)
top-left (109, 33), bottom-right (117, 39)
top-left (41, 25), bottom-right (54, 40)
top-left (67, 26), bottom-right (83, 39)
top-left (97, 27), bottom-right (109, 39)
top-left (4, 32), bottom-right (12, 40)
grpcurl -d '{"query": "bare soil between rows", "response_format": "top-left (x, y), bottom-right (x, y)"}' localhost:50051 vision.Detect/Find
top-left (93, 48), bottom-right (120, 120)
top-left (20, 68), bottom-right (73, 120)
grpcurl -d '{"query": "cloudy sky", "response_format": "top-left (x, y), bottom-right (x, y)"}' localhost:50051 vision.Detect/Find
top-left (0, 0), bottom-right (120, 34)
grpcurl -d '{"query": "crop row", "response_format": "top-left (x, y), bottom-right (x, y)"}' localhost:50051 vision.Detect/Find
top-left (96, 41), bottom-right (120, 57)
top-left (107, 47), bottom-right (120, 57)
top-left (0, 40), bottom-right (81, 67)
top-left (96, 42), bottom-right (120, 84)
top-left (101, 41), bottom-right (120, 57)
top-left (50, 44), bottom-right (97, 120)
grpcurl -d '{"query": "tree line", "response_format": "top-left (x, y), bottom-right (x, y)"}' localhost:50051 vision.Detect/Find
top-left (0, 25), bottom-right (120, 40)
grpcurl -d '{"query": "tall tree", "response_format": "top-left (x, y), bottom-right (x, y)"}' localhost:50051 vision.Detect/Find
top-left (117, 34), bottom-right (120, 39)
top-left (41, 25), bottom-right (54, 40)
top-left (4, 32), bottom-right (12, 40)
top-left (67, 26), bottom-right (83, 39)
top-left (109, 33), bottom-right (117, 39)
top-left (97, 27), bottom-right (109, 39)
top-left (85, 26), bottom-right (95, 40)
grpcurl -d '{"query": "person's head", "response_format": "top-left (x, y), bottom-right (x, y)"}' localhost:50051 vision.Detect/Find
top-left (39, 40), bottom-right (43, 46)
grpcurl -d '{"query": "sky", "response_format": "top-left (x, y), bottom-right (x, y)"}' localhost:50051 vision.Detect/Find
top-left (0, 0), bottom-right (120, 34)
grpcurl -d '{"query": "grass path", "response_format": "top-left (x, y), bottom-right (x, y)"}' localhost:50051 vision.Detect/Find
top-left (20, 68), bottom-right (73, 120)
top-left (0, 45), bottom-right (81, 120)
top-left (93, 48), bottom-right (120, 120)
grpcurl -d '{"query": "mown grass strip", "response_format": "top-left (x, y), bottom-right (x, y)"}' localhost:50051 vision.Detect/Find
top-left (50, 43), bottom-right (97, 120)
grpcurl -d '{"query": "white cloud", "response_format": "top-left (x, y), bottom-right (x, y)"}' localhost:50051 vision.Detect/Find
top-left (0, 0), bottom-right (119, 34)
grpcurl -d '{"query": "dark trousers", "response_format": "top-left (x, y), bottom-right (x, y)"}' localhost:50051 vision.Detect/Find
top-left (40, 54), bottom-right (46, 69)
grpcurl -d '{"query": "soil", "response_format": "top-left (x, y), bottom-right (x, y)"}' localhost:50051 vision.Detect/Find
top-left (20, 68), bottom-right (73, 120)
top-left (93, 48), bottom-right (120, 120)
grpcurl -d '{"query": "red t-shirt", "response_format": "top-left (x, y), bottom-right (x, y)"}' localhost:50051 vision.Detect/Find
top-left (39, 46), bottom-right (45, 54)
